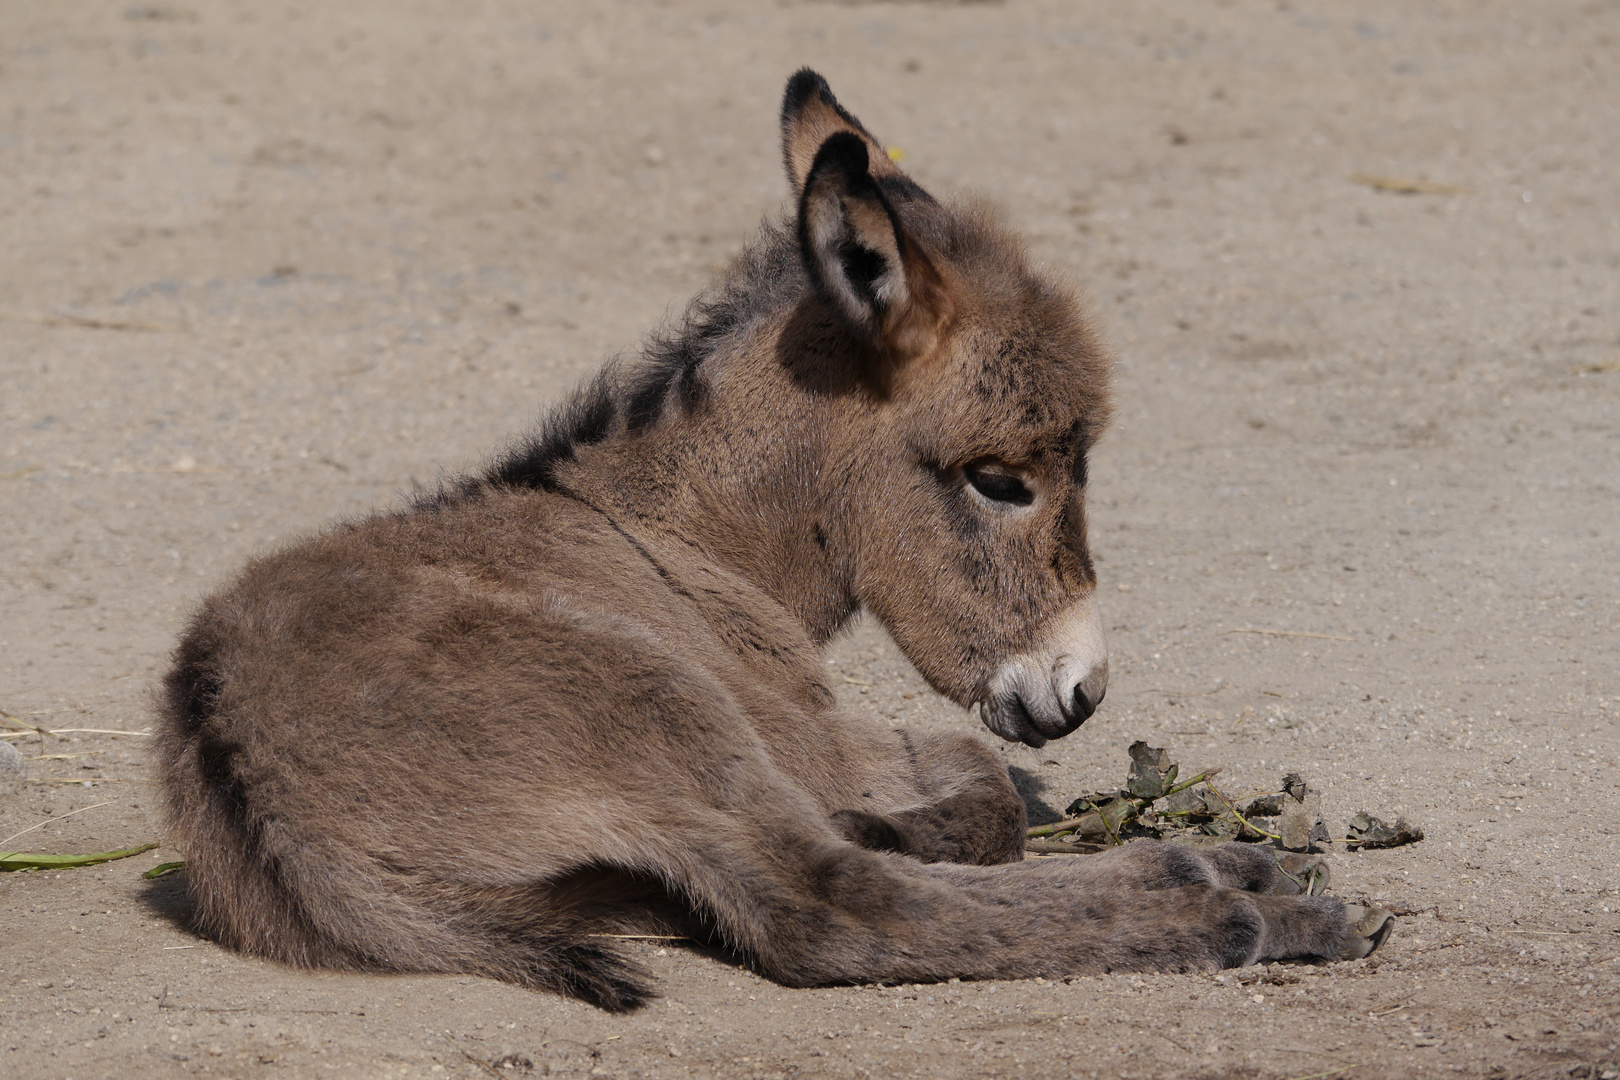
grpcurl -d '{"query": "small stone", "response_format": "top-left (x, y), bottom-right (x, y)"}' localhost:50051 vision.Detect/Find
top-left (0, 740), bottom-right (26, 800)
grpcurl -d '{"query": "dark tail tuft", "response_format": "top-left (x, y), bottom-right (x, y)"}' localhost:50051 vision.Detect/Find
top-left (553, 942), bottom-right (655, 1012)
top-left (485, 936), bottom-right (654, 1012)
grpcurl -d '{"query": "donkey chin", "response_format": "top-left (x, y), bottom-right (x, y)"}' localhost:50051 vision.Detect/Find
top-left (979, 595), bottom-right (1109, 747)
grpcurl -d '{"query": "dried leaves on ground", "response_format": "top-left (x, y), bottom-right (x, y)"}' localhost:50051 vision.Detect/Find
top-left (1027, 742), bottom-right (1425, 857)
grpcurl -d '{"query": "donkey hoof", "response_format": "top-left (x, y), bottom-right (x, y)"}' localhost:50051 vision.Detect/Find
top-left (1339, 905), bottom-right (1395, 960)
top-left (1274, 853), bottom-right (1332, 896)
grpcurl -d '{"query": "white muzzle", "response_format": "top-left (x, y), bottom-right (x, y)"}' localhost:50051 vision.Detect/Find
top-left (979, 595), bottom-right (1109, 748)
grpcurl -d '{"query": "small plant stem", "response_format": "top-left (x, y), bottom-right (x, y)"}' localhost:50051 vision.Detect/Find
top-left (1205, 782), bottom-right (1283, 842)
top-left (1025, 768), bottom-right (1223, 839)
top-left (1098, 799), bottom-right (1124, 846)
top-left (0, 801), bottom-right (111, 848)
top-left (1027, 815), bottom-right (1106, 839)
top-left (0, 708), bottom-right (57, 738)
top-left (1024, 839), bottom-right (1107, 855)
top-left (1156, 768), bottom-right (1221, 800)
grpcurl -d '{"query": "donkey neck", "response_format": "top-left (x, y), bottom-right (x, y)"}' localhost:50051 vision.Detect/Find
top-left (561, 390), bottom-right (861, 647)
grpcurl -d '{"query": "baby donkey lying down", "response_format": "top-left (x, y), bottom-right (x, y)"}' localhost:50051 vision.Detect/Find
top-left (158, 70), bottom-right (1393, 1010)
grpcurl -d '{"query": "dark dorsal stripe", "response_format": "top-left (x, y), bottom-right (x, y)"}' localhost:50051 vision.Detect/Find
top-left (436, 221), bottom-right (804, 502)
top-left (482, 373), bottom-right (619, 494)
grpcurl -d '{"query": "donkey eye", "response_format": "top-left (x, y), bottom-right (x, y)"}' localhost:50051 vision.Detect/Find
top-left (964, 464), bottom-right (1034, 507)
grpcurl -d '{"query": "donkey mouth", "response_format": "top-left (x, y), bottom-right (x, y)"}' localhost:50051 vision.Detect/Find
top-left (979, 680), bottom-right (1104, 748)
top-left (978, 599), bottom-right (1109, 747)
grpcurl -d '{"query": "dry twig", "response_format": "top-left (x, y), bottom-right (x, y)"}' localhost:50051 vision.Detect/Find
top-left (1283, 1066), bottom-right (1362, 1080)
top-left (1370, 992), bottom-right (1418, 1017)
top-left (0, 801), bottom-right (111, 847)
top-left (28, 777), bottom-right (147, 784)
top-left (0, 310), bottom-right (178, 332)
top-left (440, 1032), bottom-right (503, 1079)
top-left (1203, 782), bottom-right (1284, 843)
top-left (1222, 628), bottom-right (1357, 643)
top-left (0, 708), bottom-right (56, 737)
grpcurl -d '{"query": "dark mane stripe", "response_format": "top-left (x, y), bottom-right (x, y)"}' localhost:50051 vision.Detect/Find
top-left (623, 292), bottom-right (736, 435)
top-left (419, 219), bottom-right (803, 508)
top-left (482, 371), bottom-right (618, 494)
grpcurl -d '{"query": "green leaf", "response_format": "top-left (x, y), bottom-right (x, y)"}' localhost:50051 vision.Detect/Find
top-left (0, 842), bottom-right (159, 872)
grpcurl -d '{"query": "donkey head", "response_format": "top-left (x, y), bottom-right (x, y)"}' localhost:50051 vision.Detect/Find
top-left (781, 71), bottom-right (1112, 748)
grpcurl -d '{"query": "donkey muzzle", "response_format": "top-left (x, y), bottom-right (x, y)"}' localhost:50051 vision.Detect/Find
top-left (979, 597), bottom-right (1109, 748)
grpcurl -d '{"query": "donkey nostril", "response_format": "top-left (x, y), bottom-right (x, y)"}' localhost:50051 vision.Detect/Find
top-left (1071, 677), bottom-right (1106, 725)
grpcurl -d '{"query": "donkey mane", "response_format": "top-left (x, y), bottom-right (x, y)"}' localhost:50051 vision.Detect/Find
top-left (431, 195), bottom-right (1046, 513)
top-left (420, 218), bottom-right (804, 507)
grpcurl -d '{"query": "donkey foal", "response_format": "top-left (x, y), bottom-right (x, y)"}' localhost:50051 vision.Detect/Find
top-left (158, 70), bottom-right (1392, 1010)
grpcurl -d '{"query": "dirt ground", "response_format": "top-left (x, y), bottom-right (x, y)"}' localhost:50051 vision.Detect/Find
top-left (3, 1), bottom-right (1618, 1077)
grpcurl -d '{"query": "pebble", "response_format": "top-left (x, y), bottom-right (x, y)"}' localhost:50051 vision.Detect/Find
top-left (0, 740), bottom-right (26, 800)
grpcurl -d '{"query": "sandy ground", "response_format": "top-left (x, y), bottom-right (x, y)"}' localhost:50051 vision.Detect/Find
top-left (3, 2), bottom-right (1618, 1077)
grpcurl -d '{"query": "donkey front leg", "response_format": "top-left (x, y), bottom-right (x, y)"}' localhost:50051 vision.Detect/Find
top-left (829, 731), bottom-right (1027, 866)
top-left (924, 843), bottom-right (1393, 964)
top-left (679, 819), bottom-right (1384, 988)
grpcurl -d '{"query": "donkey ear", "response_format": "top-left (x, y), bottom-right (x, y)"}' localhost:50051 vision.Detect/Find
top-left (780, 69), bottom-right (905, 197)
top-left (796, 132), bottom-right (952, 362)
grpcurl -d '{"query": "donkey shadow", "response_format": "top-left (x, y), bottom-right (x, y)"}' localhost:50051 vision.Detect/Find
top-left (138, 871), bottom-right (197, 934)
top-left (1007, 765), bottom-right (1063, 826)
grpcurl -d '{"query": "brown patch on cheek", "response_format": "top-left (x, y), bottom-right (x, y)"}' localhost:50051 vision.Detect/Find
top-left (1067, 419), bottom-right (1090, 488)
top-left (1051, 497), bottom-right (1097, 591)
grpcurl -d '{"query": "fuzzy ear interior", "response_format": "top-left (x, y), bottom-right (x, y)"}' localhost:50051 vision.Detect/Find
top-left (796, 131), bottom-right (951, 363)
